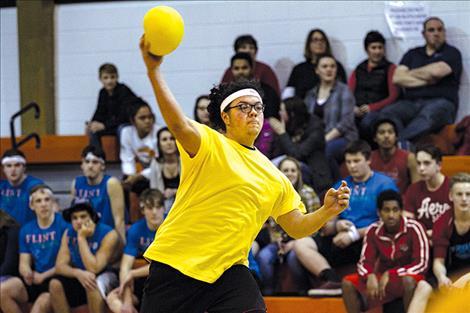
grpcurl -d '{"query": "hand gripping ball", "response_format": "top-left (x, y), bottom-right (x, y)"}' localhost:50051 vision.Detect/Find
top-left (143, 6), bottom-right (185, 56)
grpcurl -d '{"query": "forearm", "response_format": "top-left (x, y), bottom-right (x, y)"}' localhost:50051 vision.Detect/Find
top-left (39, 267), bottom-right (56, 280)
top-left (279, 207), bottom-right (336, 239)
top-left (78, 236), bottom-right (101, 273)
top-left (433, 260), bottom-right (447, 281)
top-left (19, 263), bottom-right (32, 278)
top-left (393, 69), bottom-right (429, 87)
top-left (131, 265), bottom-right (150, 278)
top-left (115, 217), bottom-right (126, 243)
top-left (325, 128), bottom-right (341, 142)
top-left (56, 263), bottom-right (82, 278)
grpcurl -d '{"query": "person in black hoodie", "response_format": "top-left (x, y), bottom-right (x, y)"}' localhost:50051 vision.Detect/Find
top-left (86, 63), bottom-right (139, 148)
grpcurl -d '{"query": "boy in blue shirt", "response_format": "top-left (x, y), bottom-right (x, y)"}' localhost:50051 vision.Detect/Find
top-left (0, 149), bottom-right (44, 225)
top-left (293, 140), bottom-right (398, 296)
top-left (49, 202), bottom-right (120, 313)
top-left (71, 145), bottom-right (126, 241)
top-left (107, 189), bottom-right (164, 313)
top-left (0, 185), bottom-right (67, 313)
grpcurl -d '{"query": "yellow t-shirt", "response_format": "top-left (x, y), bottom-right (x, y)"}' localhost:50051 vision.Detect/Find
top-left (143, 121), bottom-right (305, 283)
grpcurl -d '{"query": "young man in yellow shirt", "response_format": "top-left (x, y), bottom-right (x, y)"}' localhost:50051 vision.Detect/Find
top-left (139, 36), bottom-right (351, 313)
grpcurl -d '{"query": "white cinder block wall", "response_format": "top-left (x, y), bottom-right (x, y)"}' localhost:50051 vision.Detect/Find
top-left (1, 1), bottom-right (469, 136)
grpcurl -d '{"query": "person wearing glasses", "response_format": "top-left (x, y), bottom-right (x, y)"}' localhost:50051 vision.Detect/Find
top-left (379, 17), bottom-right (462, 143)
top-left (230, 52), bottom-right (281, 157)
top-left (138, 36), bottom-right (351, 313)
top-left (282, 28), bottom-right (347, 100)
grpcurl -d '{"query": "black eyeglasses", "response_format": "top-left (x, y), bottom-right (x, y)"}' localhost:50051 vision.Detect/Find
top-left (225, 102), bottom-right (265, 114)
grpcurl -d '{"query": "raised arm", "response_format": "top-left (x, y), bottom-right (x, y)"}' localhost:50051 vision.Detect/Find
top-left (140, 36), bottom-right (201, 157)
top-left (277, 181), bottom-right (350, 239)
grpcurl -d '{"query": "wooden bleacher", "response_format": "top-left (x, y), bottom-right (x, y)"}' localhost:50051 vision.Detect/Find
top-left (0, 135), bottom-right (119, 164)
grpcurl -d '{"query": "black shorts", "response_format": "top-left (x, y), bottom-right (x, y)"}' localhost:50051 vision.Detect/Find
top-left (313, 234), bottom-right (363, 267)
top-left (21, 277), bottom-right (51, 302)
top-left (54, 275), bottom-right (88, 308)
top-left (140, 262), bottom-right (266, 313)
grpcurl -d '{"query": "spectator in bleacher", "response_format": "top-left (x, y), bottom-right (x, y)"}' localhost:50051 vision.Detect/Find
top-left (342, 190), bottom-right (429, 313)
top-left (403, 145), bottom-right (451, 238)
top-left (408, 172), bottom-right (470, 313)
top-left (0, 211), bottom-right (19, 280)
top-left (269, 97), bottom-right (334, 195)
top-left (221, 34), bottom-right (280, 96)
top-left (106, 189), bottom-right (164, 313)
top-left (0, 149), bottom-right (44, 225)
top-left (86, 63), bottom-right (139, 149)
top-left (304, 54), bottom-right (358, 164)
top-left (348, 31), bottom-right (400, 143)
top-left (230, 52), bottom-right (280, 156)
top-left (283, 28), bottom-right (347, 99)
top-left (72, 145), bottom-right (126, 241)
top-left (257, 156), bottom-right (321, 295)
top-left (379, 17), bottom-right (462, 143)
top-left (279, 157), bottom-right (321, 214)
top-left (193, 95), bottom-right (211, 126)
top-left (370, 118), bottom-right (418, 194)
top-left (0, 185), bottom-right (68, 313)
top-left (50, 202), bottom-right (120, 313)
top-left (120, 99), bottom-right (161, 195)
top-left (148, 127), bottom-right (180, 215)
top-left (294, 140), bottom-right (398, 296)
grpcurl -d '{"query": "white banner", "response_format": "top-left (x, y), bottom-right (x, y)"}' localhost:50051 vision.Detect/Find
top-left (384, 1), bottom-right (429, 39)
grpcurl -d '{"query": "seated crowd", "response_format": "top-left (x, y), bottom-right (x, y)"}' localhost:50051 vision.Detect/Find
top-left (1, 15), bottom-right (469, 313)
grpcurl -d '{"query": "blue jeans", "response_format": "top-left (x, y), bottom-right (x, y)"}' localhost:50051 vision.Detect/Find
top-left (379, 97), bottom-right (456, 141)
top-left (326, 137), bottom-right (348, 164)
top-left (256, 243), bottom-right (308, 295)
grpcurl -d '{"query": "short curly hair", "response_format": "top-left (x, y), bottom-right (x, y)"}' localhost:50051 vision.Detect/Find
top-left (207, 79), bottom-right (264, 132)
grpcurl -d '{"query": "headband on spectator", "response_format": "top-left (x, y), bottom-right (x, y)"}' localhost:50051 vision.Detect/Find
top-left (29, 187), bottom-right (53, 204)
top-left (84, 152), bottom-right (105, 164)
top-left (1, 156), bottom-right (26, 166)
top-left (220, 88), bottom-right (263, 113)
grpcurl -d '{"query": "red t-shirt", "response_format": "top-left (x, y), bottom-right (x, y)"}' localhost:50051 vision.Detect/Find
top-left (404, 176), bottom-right (451, 230)
top-left (221, 60), bottom-right (280, 96)
top-left (370, 149), bottom-right (410, 194)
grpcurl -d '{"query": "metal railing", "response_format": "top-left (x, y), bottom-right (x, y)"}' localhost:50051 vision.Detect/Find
top-left (10, 102), bottom-right (41, 149)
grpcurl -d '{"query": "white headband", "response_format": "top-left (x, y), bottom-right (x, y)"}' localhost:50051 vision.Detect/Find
top-left (1, 156), bottom-right (26, 166)
top-left (29, 187), bottom-right (53, 204)
top-left (84, 152), bottom-right (105, 164)
top-left (220, 88), bottom-right (263, 113)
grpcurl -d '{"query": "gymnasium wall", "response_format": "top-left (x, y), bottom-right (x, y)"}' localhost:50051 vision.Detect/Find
top-left (1, 1), bottom-right (469, 136)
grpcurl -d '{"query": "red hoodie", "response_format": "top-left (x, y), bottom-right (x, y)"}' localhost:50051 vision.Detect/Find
top-left (357, 216), bottom-right (429, 277)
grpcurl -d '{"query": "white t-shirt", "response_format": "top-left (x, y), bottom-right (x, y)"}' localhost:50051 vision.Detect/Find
top-left (119, 124), bottom-right (161, 178)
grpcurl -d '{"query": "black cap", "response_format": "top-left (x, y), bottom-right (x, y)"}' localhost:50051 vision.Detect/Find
top-left (63, 199), bottom-right (99, 223)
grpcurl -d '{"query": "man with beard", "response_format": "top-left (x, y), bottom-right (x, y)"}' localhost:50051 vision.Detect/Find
top-left (379, 17), bottom-right (462, 142)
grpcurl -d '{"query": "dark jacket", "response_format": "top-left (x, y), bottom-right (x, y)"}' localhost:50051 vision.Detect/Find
top-left (91, 83), bottom-right (138, 132)
top-left (270, 114), bottom-right (334, 195)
